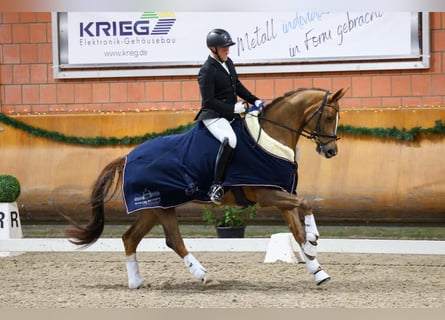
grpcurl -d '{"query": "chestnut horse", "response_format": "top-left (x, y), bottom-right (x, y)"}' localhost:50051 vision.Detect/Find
top-left (65, 87), bottom-right (348, 288)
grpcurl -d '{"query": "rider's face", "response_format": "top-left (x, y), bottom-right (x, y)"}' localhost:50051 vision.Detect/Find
top-left (215, 46), bottom-right (230, 62)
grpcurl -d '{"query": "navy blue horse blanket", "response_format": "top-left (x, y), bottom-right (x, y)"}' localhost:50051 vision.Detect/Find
top-left (122, 118), bottom-right (298, 213)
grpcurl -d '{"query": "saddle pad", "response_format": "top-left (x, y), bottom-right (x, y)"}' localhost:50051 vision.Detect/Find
top-left (122, 119), bottom-right (298, 213)
top-left (244, 110), bottom-right (298, 162)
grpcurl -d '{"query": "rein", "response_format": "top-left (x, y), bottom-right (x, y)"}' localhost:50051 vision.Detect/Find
top-left (255, 90), bottom-right (340, 145)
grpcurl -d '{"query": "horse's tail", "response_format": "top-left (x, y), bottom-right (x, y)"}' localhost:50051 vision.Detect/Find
top-left (65, 156), bottom-right (126, 247)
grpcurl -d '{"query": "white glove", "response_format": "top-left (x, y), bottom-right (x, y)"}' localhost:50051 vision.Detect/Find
top-left (254, 100), bottom-right (265, 108)
top-left (248, 100), bottom-right (265, 113)
top-left (234, 102), bottom-right (246, 114)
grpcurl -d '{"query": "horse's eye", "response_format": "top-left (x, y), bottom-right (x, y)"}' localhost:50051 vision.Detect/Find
top-left (326, 115), bottom-right (335, 122)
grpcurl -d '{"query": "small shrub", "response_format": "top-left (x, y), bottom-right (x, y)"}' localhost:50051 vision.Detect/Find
top-left (0, 174), bottom-right (21, 202)
top-left (202, 204), bottom-right (257, 228)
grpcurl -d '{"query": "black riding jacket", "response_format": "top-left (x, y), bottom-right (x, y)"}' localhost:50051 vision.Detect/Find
top-left (195, 56), bottom-right (258, 121)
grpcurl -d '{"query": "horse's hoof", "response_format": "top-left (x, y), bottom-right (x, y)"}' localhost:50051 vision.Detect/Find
top-left (128, 278), bottom-right (145, 289)
top-left (314, 269), bottom-right (330, 286)
top-left (202, 277), bottom-right (220, 287)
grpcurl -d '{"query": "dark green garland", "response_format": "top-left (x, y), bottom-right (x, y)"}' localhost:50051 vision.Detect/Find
top-left (0, 112), bottom-right (444, 146)
top-left (0, 112), bottom-right (194, 146)
top-left (338, 119), bottom-right (445, 142)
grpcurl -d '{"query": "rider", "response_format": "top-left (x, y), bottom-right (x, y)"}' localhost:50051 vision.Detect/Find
top-left (195, 28), bottom-right (265, 205)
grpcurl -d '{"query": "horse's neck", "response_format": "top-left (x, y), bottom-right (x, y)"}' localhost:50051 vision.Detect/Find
top-left (262, 95), bottom-right (317, 150)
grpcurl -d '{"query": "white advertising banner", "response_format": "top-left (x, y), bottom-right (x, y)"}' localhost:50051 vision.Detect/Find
top-left (66, 11), bottom-right (414, 66)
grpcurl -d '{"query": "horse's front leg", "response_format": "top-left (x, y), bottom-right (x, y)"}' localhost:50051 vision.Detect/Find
top-left (280, 205), bottom-right (330, 285)
top-left (295, 198), bottom-right (331, 285)
top-left (296, 197), bottom-right (320, 257)
top-left (253, 188), bottom-right (330, 285)
top-left (252, 188), bottom-right (319, 249)
top-left (155, 208), bottom-right (208, 284)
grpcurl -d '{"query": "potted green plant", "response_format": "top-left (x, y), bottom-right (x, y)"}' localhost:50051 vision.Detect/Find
top-left (0, 174), bottom-right (23, 244)
top-left (202, 204), bottom-right (257, 238)
top-left (0, 174), bottom-right (21, 203)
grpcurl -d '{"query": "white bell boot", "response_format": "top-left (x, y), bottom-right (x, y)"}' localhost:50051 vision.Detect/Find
top-left (126, 254), bottom-right (145, 289)
top-left (303, 255), bottom-right (330, 286)
top-left (184, 253), bottom-right (207, 283)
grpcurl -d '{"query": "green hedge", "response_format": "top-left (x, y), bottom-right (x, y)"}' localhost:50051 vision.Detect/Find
top-left (1, 112), bottom-right (444, 146)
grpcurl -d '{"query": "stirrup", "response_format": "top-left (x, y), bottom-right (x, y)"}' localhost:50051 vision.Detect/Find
top-left (208, 184), bottom-right (224, 205)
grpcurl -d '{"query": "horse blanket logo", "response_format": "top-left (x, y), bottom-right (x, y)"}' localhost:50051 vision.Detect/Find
top-left (122, 117), bottom-right (298, 213)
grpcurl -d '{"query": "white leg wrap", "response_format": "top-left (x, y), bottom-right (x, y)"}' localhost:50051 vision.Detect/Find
top-left (304, 215), bottom-right (319, 257)
top-left (184, 253), bottom-right (207, 282)
top-left (302, 240), bottom-right (318, 257)
top-left (304, 214), bottom-right (319, 239)
top-left (126, 254), bottom-right (144, 289)
top-left (306, 232), bottom-right (318, 242)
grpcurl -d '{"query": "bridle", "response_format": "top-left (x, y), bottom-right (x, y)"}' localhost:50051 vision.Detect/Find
top-left (256, 90), bottom-right (340, 149)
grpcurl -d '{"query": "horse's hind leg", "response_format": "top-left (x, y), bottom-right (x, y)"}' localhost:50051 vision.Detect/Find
top-left (123, 210), bottom-right (159, 289)
top-left (156, 208), bottom-right (208, 283)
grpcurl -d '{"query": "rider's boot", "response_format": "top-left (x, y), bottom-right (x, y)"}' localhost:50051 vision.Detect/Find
top-left (208, 138), bottom-right (234, 205)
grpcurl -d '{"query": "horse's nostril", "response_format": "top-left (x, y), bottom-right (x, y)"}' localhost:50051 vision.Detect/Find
top-left (326, 149), bottom-right (337, 158)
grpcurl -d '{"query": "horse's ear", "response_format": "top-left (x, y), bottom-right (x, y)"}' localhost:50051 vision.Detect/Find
top-left (330, 88), bottom-right (349, 102)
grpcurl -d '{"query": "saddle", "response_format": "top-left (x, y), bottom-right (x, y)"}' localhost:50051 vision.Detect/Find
top-left (122, 114), bottom-right (298, 214)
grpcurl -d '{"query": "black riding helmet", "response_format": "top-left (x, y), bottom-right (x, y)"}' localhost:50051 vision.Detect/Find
top-left (206, 29), bottom-right (235, 48)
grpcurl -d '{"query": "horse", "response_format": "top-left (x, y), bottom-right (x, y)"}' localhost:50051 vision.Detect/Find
top-left (65, 87), bottom-right (348, 289)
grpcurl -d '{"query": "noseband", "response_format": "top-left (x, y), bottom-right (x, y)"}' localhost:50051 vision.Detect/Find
top-left (257, 90), bottom-right (340, 148)
top-left (301, 91), bottom-right (340, 148)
